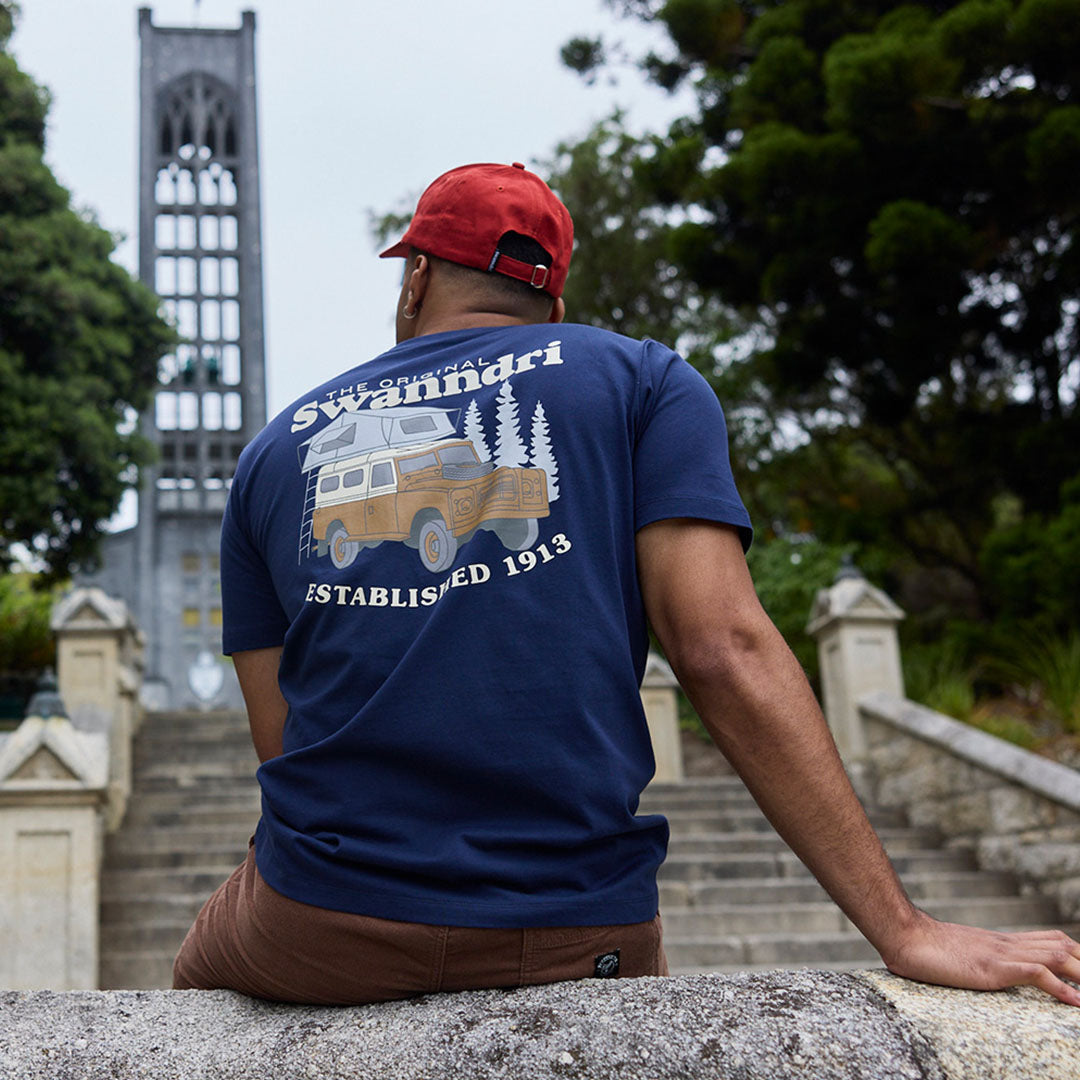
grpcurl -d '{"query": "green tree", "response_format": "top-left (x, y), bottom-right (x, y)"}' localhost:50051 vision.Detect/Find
top-left (563, 0), bottom-right (1080, 602)
top-left (0, 570), bottom-right (55, 721)
top-left (0, 3), bottom-right (175, 581)
top-left (542, 113), bottom-right (718, 346)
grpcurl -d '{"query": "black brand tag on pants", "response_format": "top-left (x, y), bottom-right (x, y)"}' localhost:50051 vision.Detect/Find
top-left (593, 950), bottom-right (620, 978)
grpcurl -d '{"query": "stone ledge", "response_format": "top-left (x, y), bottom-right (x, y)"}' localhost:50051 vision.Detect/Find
top-left (2, 971), bottom-right (1078, 1079)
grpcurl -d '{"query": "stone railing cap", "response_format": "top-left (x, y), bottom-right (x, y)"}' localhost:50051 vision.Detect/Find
top-left (859, 691), bottom-right (1080, 814)
top-left (0, 715), bottom-right (108, 790)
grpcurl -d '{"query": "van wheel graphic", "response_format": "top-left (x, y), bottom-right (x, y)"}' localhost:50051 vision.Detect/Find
top-left (327, 523), bottom-right (359, 569)
top-left (419, 517), bottom-right (457, 573)
top-left (492, 518), bottom-right (539, 551)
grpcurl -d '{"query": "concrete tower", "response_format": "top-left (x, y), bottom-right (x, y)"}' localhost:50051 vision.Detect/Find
top-left (88, 9), bottom-right (267, 710)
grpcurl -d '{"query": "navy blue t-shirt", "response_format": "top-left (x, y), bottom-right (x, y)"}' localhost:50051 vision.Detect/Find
top-left (221, 322), bottom-right (751, 927)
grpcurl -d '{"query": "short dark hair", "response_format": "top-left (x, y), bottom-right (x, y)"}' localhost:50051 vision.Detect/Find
top-left (420, 232), bottom-right (558, 320)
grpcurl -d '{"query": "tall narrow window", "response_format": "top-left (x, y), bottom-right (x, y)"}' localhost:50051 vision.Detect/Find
top-left (156, 215), bottom-right (177, 248)
top-left (200, 257), bottom-right (220, 296)
top-left (224, 393), bottom-right (242, 430)
top-left (199, 215), bottom-right (219, 250)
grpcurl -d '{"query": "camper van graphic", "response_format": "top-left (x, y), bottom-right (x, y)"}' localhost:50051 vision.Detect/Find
top-left (297, 405), bottom-right (550, 573)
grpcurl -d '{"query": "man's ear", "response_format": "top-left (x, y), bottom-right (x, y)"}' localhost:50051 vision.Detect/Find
top-left (406, 253), bottom-right (430, 308)
top-left (549, 297), bottom-right (565, 324)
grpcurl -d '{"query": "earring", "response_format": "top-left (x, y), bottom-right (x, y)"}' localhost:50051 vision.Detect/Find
top-left (402, 304), bottom-right (418, 320)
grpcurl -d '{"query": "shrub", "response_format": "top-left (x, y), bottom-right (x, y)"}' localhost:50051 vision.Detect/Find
top-left (988, 630), bottom-right (1080, 735)
top-left (902, 640), bottom-right (976, 722)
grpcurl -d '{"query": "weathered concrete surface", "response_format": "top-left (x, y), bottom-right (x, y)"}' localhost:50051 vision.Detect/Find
top-left (2, 971), bottom-right (1078, 1080)
top-left (866, 971), bottom-right (1080, 1080)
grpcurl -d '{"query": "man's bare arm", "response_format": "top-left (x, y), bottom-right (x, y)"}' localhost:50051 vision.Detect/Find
top-left (636, 518), bottom-right (1080, 1005)
top-left (232, 646), bottom-right (287, 763)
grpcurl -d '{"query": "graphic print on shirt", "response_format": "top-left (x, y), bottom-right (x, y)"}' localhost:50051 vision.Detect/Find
top-left (296, 381), bottom-right (560, 574)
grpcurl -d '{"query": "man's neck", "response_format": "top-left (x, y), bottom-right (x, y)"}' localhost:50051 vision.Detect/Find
top-left (410, 310), bottom-right (533, 338)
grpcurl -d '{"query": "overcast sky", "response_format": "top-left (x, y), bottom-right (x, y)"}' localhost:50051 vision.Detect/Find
top-left (11, 0), bottom-right (693, 418)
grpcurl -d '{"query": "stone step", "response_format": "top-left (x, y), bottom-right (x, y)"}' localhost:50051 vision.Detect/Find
top-left (655, 807), bottom-right (909, 831)
top-left (663, 932), bottom-right (879, 970)
top-left (118, 807), bottom-right (261, 830)
top-left (661, 895), bottom-right (1062, 938)
top-left (103, 844), bottom-right (249, 871)
top-left (136, 717), bottom-right (251, 735)
top-left (140, 708), bottom-right (248, 728)
top-left (657, 848), bottom-right (976, 883)
top-left (135, 716), bottom-right (251, 736)
top-left (99, 951), bottom-right (177, 992)
top-left (100, 867), bottom-right (234, 899)
top-left (119, 788), bottom-right (261, 810)
top-left (134, 742), bottom-right (257, 767)
top-left (131, 727), bottom-right (251, 751)
top-left (101, 919), bottom-right (193, 954)
top-left (658, 870), bottom-right (1028, 909)
top-left (132, 762), bottom-right (258, 784)
top-left (100, 832), bottom-right (973, 873)
top-left (674, 959), bottom-right (879, 975)
top-left (645, 778), bottom-right (752, 798)
top-left (664, 903), bottom-right (850, 937)
top-left (105, 827), bottom-right (254, 856)
top-left (665, 923), bottom-right (1080, 973)
top-left (101, 893), bottom-right (211, 926)
top-left (666, 827), bottom-right (941, 857)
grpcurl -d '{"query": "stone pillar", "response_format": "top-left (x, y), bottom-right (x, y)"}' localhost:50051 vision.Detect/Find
top-left (0, 676), bottom-right (108, 990)
top-left (51, 588), bottom-right (144, 831)
top-left (806, 560), bottom-right (905, 766)
top-left (641, 652), bottom-right (685, 783)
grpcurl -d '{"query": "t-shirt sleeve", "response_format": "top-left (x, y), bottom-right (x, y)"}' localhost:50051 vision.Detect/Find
top-left (219, 472), bottom-right (290, 655)
top-left (633, 340), bottom-right (753, 550)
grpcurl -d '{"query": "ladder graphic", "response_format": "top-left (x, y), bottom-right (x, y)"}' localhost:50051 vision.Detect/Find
top-left (297, 468), bottom-right (319, 564)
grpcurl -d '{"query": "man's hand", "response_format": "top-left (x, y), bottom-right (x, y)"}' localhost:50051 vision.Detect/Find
top-left (635, 518), bottom-right (1080, 1006)
top-left (883, 912), bottom-right (1080, 1006)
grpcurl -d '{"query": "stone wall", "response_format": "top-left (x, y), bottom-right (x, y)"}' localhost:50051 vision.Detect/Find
top-left (860, 691), bottom-right (1080, 920)
top-left (2, 971), bottom-right (1078, 1080)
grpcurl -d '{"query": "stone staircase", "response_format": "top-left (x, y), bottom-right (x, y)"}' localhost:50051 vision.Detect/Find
top-left (98, 709), bottom-right (260, 990)
top-left (99, 715), bottom-right (1070, 988)
top-left (646, 777), bottom-right (1071, 973)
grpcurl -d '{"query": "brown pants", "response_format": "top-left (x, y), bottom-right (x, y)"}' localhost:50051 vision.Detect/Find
top-left (173, 844), bottom-right (668, 1005)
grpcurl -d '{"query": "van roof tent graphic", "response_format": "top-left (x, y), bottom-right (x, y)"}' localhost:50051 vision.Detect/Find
top-left (298, 407), bottom-right (461, 471)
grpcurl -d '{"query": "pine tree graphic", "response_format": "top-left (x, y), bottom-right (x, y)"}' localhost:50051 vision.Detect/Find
top-left (494, 381), bottom-right (527, 468)
top-left (464, 398), bottom-right (491, 462)
top-left (529, 401), bottom-right (559, 502)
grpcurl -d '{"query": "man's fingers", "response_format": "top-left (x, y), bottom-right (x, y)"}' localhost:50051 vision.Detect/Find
top-left (1001, 929), bottom-right (1080, 948)
top-left (1001, 930), bottom-right (1080, 975)
top-left (1021, 963), bottom-right (1080, 1008)
top-left (979, 930), bottom-right (1080, 1002)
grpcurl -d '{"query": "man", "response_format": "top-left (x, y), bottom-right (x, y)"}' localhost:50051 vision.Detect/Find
top-left (174, 162), bottom-right (1080, 1006)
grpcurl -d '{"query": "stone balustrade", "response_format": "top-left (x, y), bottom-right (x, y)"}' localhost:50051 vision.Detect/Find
top-left (860, 691), bottom-right (1080, 921)
top-left (0, 679), bottom-right (108, 990)
top-left (0, 587), bottom-right (145, 992)
top-left (2, 971), bottom-right (1078, 1079)
top-left (808, 563), bottom-right (1080, 924)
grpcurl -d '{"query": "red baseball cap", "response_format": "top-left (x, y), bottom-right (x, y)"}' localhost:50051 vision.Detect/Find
top-left (379, 162), bottom-right (574, 298)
